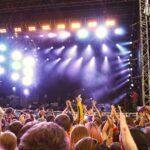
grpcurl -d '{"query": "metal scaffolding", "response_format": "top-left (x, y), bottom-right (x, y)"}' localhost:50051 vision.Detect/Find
top-left (139, 0), bottom-right (150, 105)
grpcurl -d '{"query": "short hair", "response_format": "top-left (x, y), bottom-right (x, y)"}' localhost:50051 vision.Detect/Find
top-left (70, 125), bottom-right (89, 150)
top-left (46, 115), bottom-right (55, 122)
top-left (110, 142), bottom-right (121, 150)
top-left (0, 131), bottom-right (17, 150)
top-left (130, 128), bottom-right (148, 150)
top-left (8, 121), bottom-right (23, 137)
top-left (74, 137), bottom-right (102, 150)
top-left (18, 122), bottom-right (68, 150)
top-left (54, 114), bottom-right (71, 132)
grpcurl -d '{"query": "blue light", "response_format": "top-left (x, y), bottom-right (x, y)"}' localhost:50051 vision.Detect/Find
top-left (77, 29), bottom-right (89, 39)
top-left (114, 28), bottom-right (125, 35)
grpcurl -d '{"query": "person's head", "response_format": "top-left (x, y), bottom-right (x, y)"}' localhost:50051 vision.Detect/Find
top-left (8, 121), bottom-right (23, 137)
top-left (46, 114), bottom-right (55, 122)
top-left (55, 114), bottom-right (71, 133)
top-left (17, 121), bottom-right (38, 145)
top-left (74, 137), bottom-right (103, 150)
top-left (70, 124), bottom-right (89, 150)
top-left (18, 122), bottom-right (68, 150)
top-left (110, 142), bottom-right (121, 150)
top-left (85, 122), bottom-right (102, 143)
top-left (0, 131), bottom-right (17, 150)
top-left (145, 126), bottom-right (150, 146)
top-left (130, 128), bottom-right (148, 150)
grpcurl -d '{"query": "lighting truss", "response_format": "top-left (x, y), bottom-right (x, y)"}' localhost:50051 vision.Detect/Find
top-left (139, 0), bottom-right (150, 105)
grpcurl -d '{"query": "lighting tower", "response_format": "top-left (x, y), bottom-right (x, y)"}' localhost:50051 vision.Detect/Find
top-left (139, 0), bottom-right (150, 105)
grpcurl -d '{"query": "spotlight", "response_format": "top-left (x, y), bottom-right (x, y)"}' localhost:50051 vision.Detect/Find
top-left (23, 56), bottom-right (35, 67)
top-left (88, 21), bottom-right (97, 28)
top-left (128, 74), bottom-right (131, 77)
top-left (0, 55), bottom-right (5, 62)
top-left (131, 83), bottom-right (134, 87)
top-left (12, 86), bottom-right (16, 92)
top-left (23, 68), bottom-right (34, 77)
top-left (105, 20), bottom-right (116, 27)
top-left (130, 54), bottom-right (133, 57)
top-left (12, 51), bottom-right (22, 60)
top-left (114, 28), bottom-right (125, 35)
top-left (14, 27), bottom-right (22, 32)
top-left (102, 44), bottom-right (109, 53)
top-left (48, 33), bottom-right (57, 38)
top-left (130, 68), bottom-right (133, 71)
top-left (58, 31), bottom-right (71, 39)
top-left (0, 67), bottom-right (5, 75)
top-left (71, 22), bottom-right (81, 30)
top-left (77, 29), bottom-right (89, 39)
top-left (23, 89), bottom-right (29, 95)
top-left (96, 26), bottom-right (108, 39)
top-left (11, 72), bottom-right (20, 81)
top-left (12, 62), bottom-right (21, 70)
top-left (0, 28), bottom-right (7, 33)
top-left (22, 77), bottom-right (32, 86)
top-left (57, 24), bottom-right (66, 30)
top-left (42, 25), bottom-right (50, 31)
top-left (0, 44), bottom-right (6, 52)
top-left (28, 26), bottom-right (36, 32)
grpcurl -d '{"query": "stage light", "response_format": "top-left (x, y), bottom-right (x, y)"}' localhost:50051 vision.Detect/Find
top-left (88, 21), bottom-right (97, 28)
top-left (12, 87), bottom-right (16, 92)
top-left (114, 27), bottom-right (125, 35)
top-left (105, 20), bottom-right (116, 27)
top-left (42, 25), bottom-right (50, 30)
top-left (0, 44), bottom-right (6, 52)
top-left (58, 31), bottom-right (70, 39)
top-left (40, 34), bottom-right (44, 38)
top-left (0, 55), bottom-right (6, 62)
top-left (48, 32), bottom-right (57, 38)
top-left (25, 35), bottom-right (29, 39)
top-left (116, 43), bottom-right (130, 54)
top-left (12, 51), bottom-right (22, 60)
top-left (77, 29), bottom-right (89, 39)
top-left (23, 68), bottom-right (34, 77)
top-left (54, 46), bottom-right (65, 56)
top-left (130, 54), bottom-right (133, 57)
top-left (23, 56), bottom-right (35, 67)
top-left (128, 74), bottom-right (131, 77)
top-left (12, 62), bottom-right (21, 70)
top-left (14, 27), bottom-right (22, 32)
top-left (0, 28), bottom-right (7, 33)
top-left (28, 26), bottom-right (36, 32)
top-left (71, 22), bottom-right (81, 30)
top-left (22, 77), bottom-right (32, 86)
top-left (131, 83), bottom-right (134, 87)
top-left (65, 45), bottom-right (77, 58)
top-left (120, 41), bottom-right (133, 45)
top-left (11, 72), bottom-right (20, 81)
top-left (102, 44), bottom-right (109, 53)
top-left (96, 26), bottom-right (108, 39)
top-left (23, 89), bottom-right (29, 95)
top-left (130, 68), bottom-right (133, 71)
top-left (0, 67), bottom-right (5, 75)
top-left (57, 24), bottom-right (66, 30)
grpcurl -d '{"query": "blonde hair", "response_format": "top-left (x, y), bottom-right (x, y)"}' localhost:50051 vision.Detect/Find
top-left (85, 122), bottom-right (102, 144)
top-left (0, 131), bottom-right (17, 150)
top-left (70, 124), bottom-right (89, 150)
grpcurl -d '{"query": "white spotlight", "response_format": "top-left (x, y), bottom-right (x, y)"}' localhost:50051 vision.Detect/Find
top-left (58, 31), bottom-right (71, 39)
top-left (23, 89), bottom-right (29, 95)
top-left (22, 77), bottom-right (32, 86)
top-left (0, 44), bottom-right (6, 52)
top-left (12, 62), bottom-right (22, 70)
top-left (23, 56), bottom-right (35, 67)
top-left (0, 67), bottom-right (5, 75)
top-left (23, 68), bottom-right (34, 77)
top-left (12, 51), bottom-right (22, 60)
top-left (96, 26), bottom-right (108, 39)
top-left (0, 55), bottom-right (6, 62)
top-left (11, 72), bottom-right (20, 81)
top-left (77, 29), bottom-right (89, 39)
top-left (48, 33), bottom-right (57, 38)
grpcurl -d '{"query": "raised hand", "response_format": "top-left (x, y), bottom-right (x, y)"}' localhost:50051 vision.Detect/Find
top-left (92, 100), bottom-right (96, 107)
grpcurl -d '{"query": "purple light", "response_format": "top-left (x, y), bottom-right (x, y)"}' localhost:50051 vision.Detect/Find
top-left (114, 93), bottom-right (127, 104)
top-left (82, 45), bottom-right (93, 60)
top-left (65, 45), bottom-right (77, 58)
top-left (102, 56), bottom-right (109, 72)
top-left (23, 89), bottom-right (29, 96)
top-left (117, 56), bottom-right (122, 63)
top-left (54, 46), bottom-right (65, 56)
top-left (44, 47), bottom-right (54, 54)
top-left (12, 87), bottom-right (16, 92)
top-left (131, 83), bottom-right (134, 87)
top-left (102, 44), bottom-right (109, 53)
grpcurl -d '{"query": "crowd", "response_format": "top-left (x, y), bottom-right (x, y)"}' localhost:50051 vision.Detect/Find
top-left (0, 95), bottom-right (149, 150)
